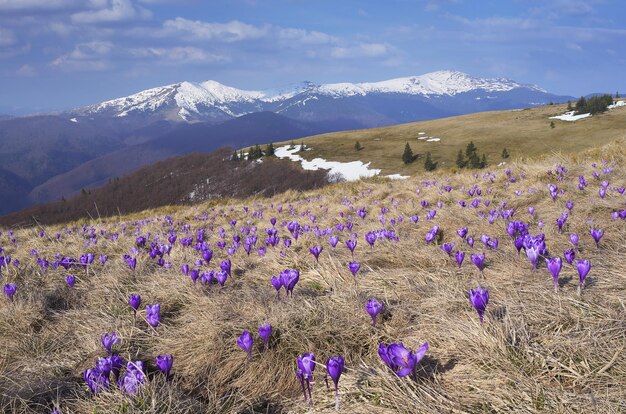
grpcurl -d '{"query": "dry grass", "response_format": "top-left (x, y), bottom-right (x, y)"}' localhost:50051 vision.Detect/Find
top-left (1, 140), bottom-right (625, 413)
top-left (271, 100), bottom-right (626, 176)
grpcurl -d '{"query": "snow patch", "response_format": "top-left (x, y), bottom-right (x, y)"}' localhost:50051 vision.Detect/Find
top-left (418, 132), bottom-right (426, 135)
top-left (549, 111), bottom-right (591, 122)
top-left (608, 100), bottom-right (625, 109)
top-left (426, 138), bottom-right (441, 142)
top-left (70, 118), bottom-right (78, 123)
top-left (386, 174), bottom-right (410, 180)
top-left (274, 145), bottom-right (408, 182)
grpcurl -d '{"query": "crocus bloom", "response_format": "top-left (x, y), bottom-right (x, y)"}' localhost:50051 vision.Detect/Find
top-left (456, 227), bottom-right (468, 239)
top-left (309, 245), bottom-right (323, 262)
top-left (326, 355), bottom-right (345, 411)
top-left (156, 354), bottom-right (174, 381)
top-left (349, 261), bottom-right (360, 285)
top-left (366, 298), bottom-right (383, 327)
top-left (378, 342), bottom-right (428, 377)
top-left (570, 233), bottom-right (579, 248)
top-left (215, 270), bottom-right (228, 287)
top-left (297, 353), bottom-right (316, 404)
top-left (441, 242), bottom-right (455, 256)
top-left (129, 294), bottom-right (141, 313)
top-left (365, 232), bottom-right (377, 248)
top-left (237, 330), bottom-right (253, 358)
top-left (4, 283), bottom-right (17, 301)
top-left (454, 251), bottom-right (465, 267)
top-left (120, 361), bottom-right (145, 395)
top-left (576, 260), bottom-right (591, 296)
top-left (258, 323), bottom-right (272, 349)
top-left (469, 286), bottom-right (489, 323)
top-left (546, 257), bottom-right (562, 293)
top-left (564, 249), bottom-right (576, 265)
top-left (590, 228), bottom-right (604, 247)
top-left (146, 304), bottom-right (161, 328)
top-left (101, 332), bottom-right (120, 355)
top-left (65, 274), bottom-right (76, 288)
top-left (329, 235), bottom-right (339, 248)
top-left (346, 239), bottom-right (357, 256)
top-left (470, 253), bottom-right (485, 272)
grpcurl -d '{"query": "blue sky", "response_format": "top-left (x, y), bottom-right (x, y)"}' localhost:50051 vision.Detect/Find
top-left (1, 0), bottom-right (625, 114)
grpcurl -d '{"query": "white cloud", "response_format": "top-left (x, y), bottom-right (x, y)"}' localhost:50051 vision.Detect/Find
top-left (51, 41), bottom-right (113, 71)
top-left (162, 18), bottom-right (267, 42)
top-left (0, 0), bottom-right (75, 11)
top-left (71, 0), bottom-right (151, 23)
top-left (128, 46), bottom-right (229, 63)
top-left (331, 42), bottom-right (392, 59)
top-left (16, 64), bottom-right (37, 76)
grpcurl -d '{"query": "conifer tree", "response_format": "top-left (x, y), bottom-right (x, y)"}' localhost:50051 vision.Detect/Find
top-left (265, 142), bottom-right (275, 156)
top-left (424, 152), bottom-right (437, 171)
top-left (465, 141), bottom-right (477, 159)
top-left (501, 148), bottom-right (509, 159)
top-left (456, 149), bottom-right (466, 168)
top-left (480, 154), bottom-right (487, 168)
top-left (402, 143), bottom-right (414, 164)
top-left (354, 141), bottom-right (363, 151)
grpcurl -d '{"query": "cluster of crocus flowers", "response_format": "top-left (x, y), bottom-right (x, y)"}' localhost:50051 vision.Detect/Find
top-left (296, 353), bottom-right (316, 406)
top-left (378, 342), bottom-right (428, 377)
top-left (270, 268), bottom-right (300, 299)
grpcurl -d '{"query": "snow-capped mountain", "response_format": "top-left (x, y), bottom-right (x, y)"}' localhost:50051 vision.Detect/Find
top-left (73, 70), bottom-right (557, 124)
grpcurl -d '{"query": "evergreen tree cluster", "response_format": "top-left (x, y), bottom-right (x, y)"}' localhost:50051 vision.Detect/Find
top-left (456, 141), bottom-right (487, 169)
top-left (574, 94), bottom-right (614, 115)
top-left (232, 142), bottom-right (277, 161)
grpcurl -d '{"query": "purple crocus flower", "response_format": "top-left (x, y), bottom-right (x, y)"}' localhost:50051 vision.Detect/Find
top-left (366, 298), bottom-right (383, 327)
top-left (378, 342), bottom-right (428, 377)
top-left (65, 274), bottom-right (76, 288)
top-left (590, 228), bottom-right (604, 247)
top-left (309, 245), bottom-right (323, 262)
top-left (236, 331), bottom-right (253, 357)
top-left (349, 261), bottom-right (361, 283)
top-left (570, 233), bottom-right (579, 249)
top-left (466, 236), bottom-right (475, 248)
top-left (258, 323), bottom-right (272, 349)
top-left (345, 239), bottom-right (357, 256)
top-left (189, 269), bottom-right (200, 284)
top-left (576, 259), bottom-right (591, 296)
top-left (146, 304), bottom-right (161, 328)
top-left (156, 354), bottom-right (174, 381)
top-left (470, 253), bottom-right (485, 273)
top-left (526, 245), bottom-right (540, 270)
top-left (220, 259), bottom-right (231, 277)
top-left (297, 353), bottom-right (316, 404)
top-left (469, 286), bottom-right (489, 323)
top-left (120, 361), bottom-right (145, 395)
top-left (456, 227), bottom-right (469, 239)
top-left (365, 231), bottom-right (377, 248)
top-left (129, 294), bottom-right (141, 313)
top-left (564, 249), bottom-right (576, 265)
top-left (329, 235), bottom-right (339, 248)
top-left (546, 257), bottom-right (562, 293)
top-left (215, 270), bottom-right (228, 287)
top-left (181, 264), bottom-right (189, 276)
top-left (99, 255), bottom-right (108, 265)
top-left (454, 251), bottom-right (465, 267)
top-left (100, 332), bottom-right (120, 355)
top-left (326, 355), bottom-right (345, 411)
top-left (441, 242), bottom-right (455, 256)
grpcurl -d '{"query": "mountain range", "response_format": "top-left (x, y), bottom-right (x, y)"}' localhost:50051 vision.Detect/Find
top-left (0, 70), bottom-right (573, 216)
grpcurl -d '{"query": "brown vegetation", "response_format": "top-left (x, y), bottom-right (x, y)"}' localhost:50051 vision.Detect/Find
top-left (0, 140), bottom-right (625, 413)
top-left (0, 148), bottom-right (328, 227)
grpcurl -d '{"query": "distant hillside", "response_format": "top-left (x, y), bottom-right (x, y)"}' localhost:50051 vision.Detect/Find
top-left (274, 100), bottom-right (626, 177)
top-left (0, 148), bottom-right (327, 227)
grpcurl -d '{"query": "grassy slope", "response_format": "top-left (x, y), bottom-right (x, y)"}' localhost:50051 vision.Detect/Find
top-left (271, 101), bottom-right (626, 176)
top-left (1, 140), bottom-right (625, 413)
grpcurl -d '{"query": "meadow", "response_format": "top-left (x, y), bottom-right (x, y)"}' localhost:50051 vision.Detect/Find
top-left (1, 138), bottom-right (625, 413)
top-left (275, 101), bottom-right (626, 176)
